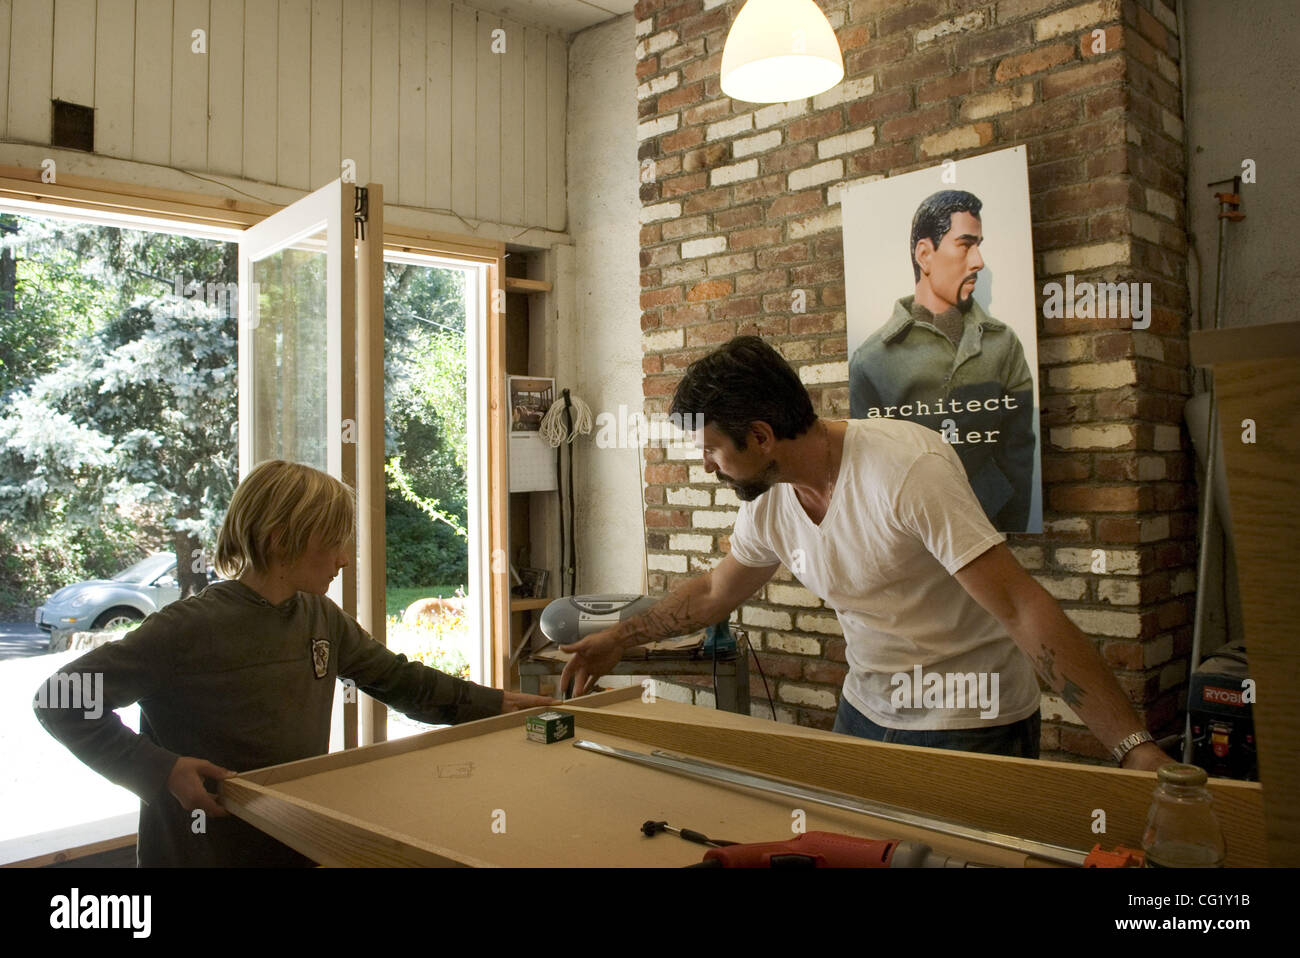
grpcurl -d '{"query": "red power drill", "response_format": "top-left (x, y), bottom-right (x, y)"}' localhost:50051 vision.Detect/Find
top-left (697, 832), bottom-right (980, 868)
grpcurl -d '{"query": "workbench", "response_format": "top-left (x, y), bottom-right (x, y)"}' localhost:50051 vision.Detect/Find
top-left (221, 686), bottom-right (1269, 867)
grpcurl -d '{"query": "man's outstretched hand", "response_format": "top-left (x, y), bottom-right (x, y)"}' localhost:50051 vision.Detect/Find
top-left (500, 691), bottom-right (559, 712)
top-left (557, 628), bottom-right (626, 699)
top-left (167, 756), bottom-right (236, 819)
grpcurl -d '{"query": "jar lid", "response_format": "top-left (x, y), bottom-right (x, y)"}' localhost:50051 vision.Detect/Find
top-left (1157, 763), bottom-right (1209, 787)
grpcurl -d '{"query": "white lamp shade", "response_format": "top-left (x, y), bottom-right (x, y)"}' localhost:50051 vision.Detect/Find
top-left (720, 0), bottom-right (845, 103)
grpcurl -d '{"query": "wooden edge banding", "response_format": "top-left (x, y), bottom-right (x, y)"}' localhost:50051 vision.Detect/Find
top-left (562, 708), bottom-right (1269, 866)
top-left (221, 780), bottom-right (486, 867)
top-left (231, 686), bottom-right (641, 786)
top-left (3, 833), bottom-right (138, 869)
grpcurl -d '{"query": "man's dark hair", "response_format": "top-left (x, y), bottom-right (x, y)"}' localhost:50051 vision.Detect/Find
top-left (670, 336), bottom-right (817, 450)
top-left (910, 189), bottom-right (983, 282)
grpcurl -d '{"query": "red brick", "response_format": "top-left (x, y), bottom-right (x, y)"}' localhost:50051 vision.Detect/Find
top-left (837, 24), bottom-right (871, 51)
top-left (878, 1), bottom-right (940, 36)
top-left (1041, 454), bottom-right (1091, 482)
top-left (643, 463), bottom-right (687, 484)
top-left (1041, 56), bottom-right (1126, 99)
top-left (759, 142), bottom-right (817, 173)
top-left (844, 36), bottom-right (908, 77)
top-left (659, 82), bottom-right (707, 113)
top-left (637, 57), bottom-right (659, 81)
top-left (848, 89), bottom-right (912, 125)
top-left (715, 204), bottom-right (762, 229)
top-left (1049, 484), bottom-right (1147, 513)
top-left (848, 141), bottom-right (915, 174)
top-left (757, 242), bottom-right (809, 268)
top-left (661, 37), bottom-right (707, 70)
top-left (686, 319), bottom-right (739, 344)
top-left (643, 375), bottom-right (681, 397)
top-left (1097, 517), bottom-right (1141, 542)
top-left (1102, 640), bottom-right (1144, 670)
top-left (956, 23), bottom-right (1033, 64)
top-left (683, 98), bottom-right (732, 126)
top-left (661, 126), bottom-right (705, 154)
top-left (786, 111), bottom-right (844, 142)
top-left (881, 103), bottom-right (950, 141)
top-left (641, 287), bottom-right (682, 309)
top-left (641, 268), bottom-right (660, 288)
top-left (917, 68), bottom-right (981, 104)
top-left (995, 42), bottom-right (1075, 82)
top-left (712, 297), bottom-right (759, 320)
top-left (644, 508), bottom-right (689, 527)
top-left (1081, 26), bottom-right (1123, 59)
top-left (661, 171), bottom-right (706, 197)
top-left (882, 47), bottom-right (949, 89)
top-left (684, 189), bottom-right (732, 214)
top-left (728, 226), bottom-right (782, 249)
top-left (687, 279), bottom-right (732, 302)
top-left (682, 53), bottom-right (723, 85)
top-left (641, 224), bottom-right (661, 245)
top-left (643, 354), bottom-right (662, 374)
top-left (735, 269), bottom-right (789, 295)
top-left (766, 190), bottom-right (823, 219)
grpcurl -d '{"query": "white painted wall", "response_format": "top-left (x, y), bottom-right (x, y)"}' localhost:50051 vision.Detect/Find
top-left (0, 0), bottom-right (568, 242)
top-left (564, 12), bottom-right (643, 596)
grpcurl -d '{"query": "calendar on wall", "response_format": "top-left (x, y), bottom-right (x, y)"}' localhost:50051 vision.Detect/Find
top-left (508, 376), bottom-right (557, 492)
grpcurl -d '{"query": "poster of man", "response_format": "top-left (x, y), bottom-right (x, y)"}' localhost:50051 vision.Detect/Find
top-left (841, 146), bottom-right (1042, 533)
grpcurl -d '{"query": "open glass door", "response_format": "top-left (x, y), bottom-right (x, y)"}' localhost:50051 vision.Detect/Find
top-left (237, 179), bottom-right (359, 749)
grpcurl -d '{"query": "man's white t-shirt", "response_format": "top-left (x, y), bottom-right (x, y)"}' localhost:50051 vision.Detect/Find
top-left (728, 418), bottom-right (1040, 730)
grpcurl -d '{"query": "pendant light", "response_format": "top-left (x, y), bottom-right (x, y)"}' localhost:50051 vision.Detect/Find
top-left (720, 0), bottom-right (845, 103)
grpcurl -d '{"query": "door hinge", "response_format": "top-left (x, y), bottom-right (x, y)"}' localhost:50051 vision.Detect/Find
top-left (354, 187), bottom-right (368, 240)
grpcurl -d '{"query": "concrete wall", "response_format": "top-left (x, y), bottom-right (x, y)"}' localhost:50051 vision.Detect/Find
top-left (564, 12), bottom-right (645, 595)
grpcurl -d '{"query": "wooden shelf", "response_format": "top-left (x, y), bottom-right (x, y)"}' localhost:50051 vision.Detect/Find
top-left (510, 597), bottom-right (551, 611)
top-left (504, 276), bottom-right (552, 294)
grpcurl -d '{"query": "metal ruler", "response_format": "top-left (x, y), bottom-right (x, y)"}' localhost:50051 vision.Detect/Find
top-left (574, 738), bottom-right (1088, 867)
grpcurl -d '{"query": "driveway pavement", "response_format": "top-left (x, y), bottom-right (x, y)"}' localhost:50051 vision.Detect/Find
top-left (0, 620), bottom-right (48, 661)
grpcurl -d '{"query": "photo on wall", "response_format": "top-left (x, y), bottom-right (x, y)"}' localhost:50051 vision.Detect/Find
top-left (840, 145), bottom-right (1042, 533)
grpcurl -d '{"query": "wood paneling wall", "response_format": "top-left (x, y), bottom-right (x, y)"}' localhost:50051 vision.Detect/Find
top-left (0, 0), bottom-right (568, 232)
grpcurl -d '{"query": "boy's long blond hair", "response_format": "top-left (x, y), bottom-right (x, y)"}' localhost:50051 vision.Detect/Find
top-left (215, 460), bottom-right (355, 577)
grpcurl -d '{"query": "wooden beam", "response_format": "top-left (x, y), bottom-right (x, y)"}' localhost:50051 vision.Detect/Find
top-left (504, 276), bottom-right (552, 294)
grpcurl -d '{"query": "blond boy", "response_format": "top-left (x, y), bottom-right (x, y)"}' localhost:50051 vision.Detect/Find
top-left (34, 460), bottom-right (550, 866)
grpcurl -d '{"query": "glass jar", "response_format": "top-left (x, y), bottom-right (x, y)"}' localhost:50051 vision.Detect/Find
top-left (1142, 763), bottom-right (1226, 867)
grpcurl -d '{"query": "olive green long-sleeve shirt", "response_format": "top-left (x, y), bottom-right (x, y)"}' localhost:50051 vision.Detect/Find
top-left (33, 579), bottom-right (503, 866)
top-left (849, 295), bottom-right (1038, 530)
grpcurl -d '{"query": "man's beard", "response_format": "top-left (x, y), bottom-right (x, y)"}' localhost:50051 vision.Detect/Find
top-left (956, 276), bottom-right (978, 313)
top-left (718, 460), bottom-right (779, 501)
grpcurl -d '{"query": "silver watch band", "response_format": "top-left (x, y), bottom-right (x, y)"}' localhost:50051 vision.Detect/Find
top-left (1112, 730), bottom-right (1155, 764)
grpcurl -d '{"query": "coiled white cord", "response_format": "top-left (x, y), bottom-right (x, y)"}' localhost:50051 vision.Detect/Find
top-left (539, 393), bottom-right (593, 446)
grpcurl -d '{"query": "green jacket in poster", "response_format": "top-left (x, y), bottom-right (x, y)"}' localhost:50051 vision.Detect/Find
top-left (848, 295), bottom-right (1038, 530)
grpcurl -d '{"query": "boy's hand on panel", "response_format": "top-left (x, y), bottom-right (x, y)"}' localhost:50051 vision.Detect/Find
top-left (167, 756), bottom-right (236, 818)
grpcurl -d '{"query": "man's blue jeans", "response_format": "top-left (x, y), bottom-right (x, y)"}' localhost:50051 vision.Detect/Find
top-left (833, 697), bottom-right (1041, 759)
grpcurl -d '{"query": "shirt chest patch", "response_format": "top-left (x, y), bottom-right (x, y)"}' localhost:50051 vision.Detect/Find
top-left (311, 638), bottom-right (330, 678)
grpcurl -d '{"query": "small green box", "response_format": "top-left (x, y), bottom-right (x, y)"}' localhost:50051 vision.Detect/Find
top-left (526, 710), bottom-right (575, 744)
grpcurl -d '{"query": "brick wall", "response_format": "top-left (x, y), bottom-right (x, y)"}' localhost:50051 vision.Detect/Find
top-left (634, 0), bottom-right (1192, 762)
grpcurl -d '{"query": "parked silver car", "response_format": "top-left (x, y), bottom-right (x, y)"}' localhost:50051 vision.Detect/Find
top-left (35, 553), bottom-right (186, 633)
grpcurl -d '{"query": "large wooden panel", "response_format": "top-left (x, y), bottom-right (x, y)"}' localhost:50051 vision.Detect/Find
top-left (171, 0), bottom-right (209, 171)
top-left (133, 0), bottom-right (172, 165)
top-left (1212, 353), bottom-right (1300, 866)
top-left (339, 0), bottom-right (371, 184)
top-left (221, 688), bottom-right (1268, 867)
top-left (309, 0), bottom-right (342, 190)
top-left (276, 0), bottom-right (311, 191)
top-left (424, 0), bottom-right (451, 212)
top-left (52, 0), bottom-right (95, 106)
top-left (207, 0), bottom-right (244, 176)
top-left (369, 0), bottom-right (399, 197)
top-left (9, 0), bottom-right (54, 144)
top-left (396, 0), bottom-right (425, 208)
top-left (241, 0), bottom-right (277, 183)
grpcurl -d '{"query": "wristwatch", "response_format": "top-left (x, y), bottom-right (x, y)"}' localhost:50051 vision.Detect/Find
top-left (1112, 729), bottom-right (1155, 765)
